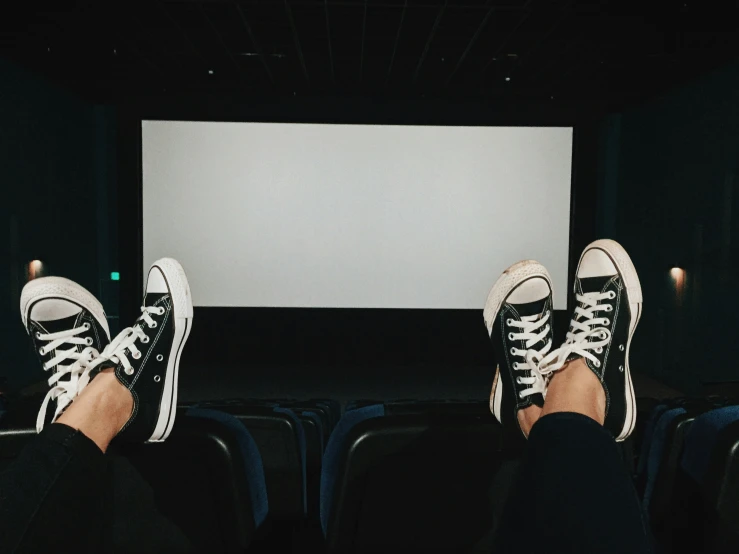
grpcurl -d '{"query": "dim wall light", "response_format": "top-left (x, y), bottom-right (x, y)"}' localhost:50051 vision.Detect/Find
top-left (27, 260), bottom-right (45, 281)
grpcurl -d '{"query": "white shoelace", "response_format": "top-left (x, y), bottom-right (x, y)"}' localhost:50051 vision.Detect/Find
top-left (82, 306), bottom-right (165, 386)
top-left (539, 290), bottom-right (616, 376)
top-left (36, 324), bottom-right (100, 432)
top-left (508, 310), bottom-right (552, 398)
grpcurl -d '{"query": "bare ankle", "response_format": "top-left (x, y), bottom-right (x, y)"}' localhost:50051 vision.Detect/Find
top-left (541, 358), bottom-right (606, 425)
top-left (517, 404), bottom-right (543, 438)
top-left (57, 368), bottom-right (133, 453)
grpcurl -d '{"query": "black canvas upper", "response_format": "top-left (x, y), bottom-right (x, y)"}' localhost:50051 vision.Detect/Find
top-left (89, 291), bottom-right (176, 442)
top-left (490, 294), bottom-right (551, 434)
top-left (26, 305), bottom-right (109, 424)
top-left (568, 274), bottom-right (633, 438)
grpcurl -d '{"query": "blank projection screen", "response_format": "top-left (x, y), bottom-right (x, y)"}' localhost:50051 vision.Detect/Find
top-left (142, 121), bottom-right (573, 309)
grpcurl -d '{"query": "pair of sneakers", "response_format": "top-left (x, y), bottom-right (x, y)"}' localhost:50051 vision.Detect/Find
top-left (484, 239), bottom-right (643, 441)
top-left (20, 258), bottom-right (193, 443)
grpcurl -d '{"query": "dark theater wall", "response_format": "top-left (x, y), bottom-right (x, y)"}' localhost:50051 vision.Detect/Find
top-left (0, 60), bottom-right (117, 393)
top-left (602, 62), bottom-right (739, 394)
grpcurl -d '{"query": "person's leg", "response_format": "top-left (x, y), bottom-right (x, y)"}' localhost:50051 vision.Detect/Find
top-left (7, 263), bottom-right (195, 553)
top-left (492, 359), bottom-right (652, 553)
top-left (488, 239), bottom-right (650, 553)
top-left (0, 369), bottom-right (131, 553)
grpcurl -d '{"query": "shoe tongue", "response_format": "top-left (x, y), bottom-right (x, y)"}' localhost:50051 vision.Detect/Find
top-left (577, 275), bottom-right (615, 294)
top-left (142, 292), bottom-right (168, 310)
top-left (509, 297), bottom-right (548, 318)
top-left (36, 313), bottom-right (82, 334)
top-left (529, 392), bottom-right (544, 408)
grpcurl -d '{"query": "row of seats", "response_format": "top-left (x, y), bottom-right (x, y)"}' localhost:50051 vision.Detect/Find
top-left (635, 397), bottom-right (739, 553)
top-left (0, 397), bottom-right (509, 552)
top-left (9, 394), bottom-right (737, 552)
top-left (0, 397), bottom-right (341, 552)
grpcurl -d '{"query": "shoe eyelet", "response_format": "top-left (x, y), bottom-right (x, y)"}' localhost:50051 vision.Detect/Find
top-left (506, 318), bottom-right (514, 326)
top-left (619, 344), bottom-right (625, 351)
top-left (154, 375), bottom-right (161, 383)
top-left (608, 291), bottom-right (616, 299)
top-left (595, 347), bottom-right (603, 354)
top-left (38, 347), bottom-right (45, 355)
top-left (125, 367), bottom-right (134, 376)
top-left (132, 351), bottom-right (142, 360)
top-left (512, 362), bottom-right (519, 370)
top-left (516, 377), bottom-right (522, 384)
top-left (510, 348), bottom-right (516, 355)
top-left (141, 336), bottom-right (150, 344)
top-left (508, 333), bottom-right (515, 341)
top-left (518, 392), bottom-right (524, 399)
top-left (156, 354), bottom-right (164, 362)
top-left (83, 322), bottom-right (91, 330)
top-left (158, 307), bottom-right (165, 315)
top-left (619, 365), bottom-right (624, 372)
top-left (604, 305), bottom-right (613, 312)
top-left (594, 361), bottom-right (601, 368)
top-left (600, 331), bottom-right (607, 339)
top-left (149, 321), bottom-right (158, 329)
top-left (85, 337), bottom-right (93, 346)
top-left (602, 318), bottom-right (610, 326)
top-left (35, 331), bottom-right (42, 339)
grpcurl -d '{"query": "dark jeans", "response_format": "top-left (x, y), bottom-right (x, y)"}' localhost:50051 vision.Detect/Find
top-left (0, 424), bottom-right (193, 554)
top-left (492, 412), bottom-right (653, 553)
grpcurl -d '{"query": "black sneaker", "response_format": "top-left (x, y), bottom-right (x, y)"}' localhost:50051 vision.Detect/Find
top-left (20, 277), bottom-right (110, 432)
top-left (540, 239), bottom-right (642, 441)
top-left (484, 260), bottom-right (554, 438)
top-left (87, 258), bottom-right (193, 443)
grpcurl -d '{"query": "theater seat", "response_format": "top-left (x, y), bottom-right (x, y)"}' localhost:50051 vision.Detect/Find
top-left (120, 409), bottom-right (268, 553)
top-left (345, 399), bottom-right (383, 412)
top-left (321, 405), bottom-right (504, 553)
top-left (297, 410), bottom-right (324, 519)
top-left (643, 407), bottom-right (687, 512)
top-left (0, 427), bottom-right (36, 471)
top-left (702, 419), bottom-right (739, 553)
top-left (668, 406), bottom-right (739, 553)
top-left (635, 402), bottom-right (670, 494)
top-left (648, 408), bottom-right (698, 542)
top-left (386, 399), bottom-right (490, 417)
top-left (202, 403), bottom-right (307, 520)
top-left (311, 399), bottom-right (341, 434)
top-left (320, 403), bottom-right (385, 537)
top-left (682, 406), bottom-right (739, 485)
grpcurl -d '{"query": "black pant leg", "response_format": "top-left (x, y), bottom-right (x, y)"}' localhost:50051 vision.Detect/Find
top-left (492, 412), bottom-right (653, 554)
top-left (0, 423), bottom-right (108, 554)
top-left (106, 454), bottom-right (196, 554)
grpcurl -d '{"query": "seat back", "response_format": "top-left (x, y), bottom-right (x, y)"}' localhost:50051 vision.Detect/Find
top-left (209, 403), bottom-right (306, 520)
top-left (298, 410), bottom-right (324, 519)
top-left (322, 406), bottom-right (504, 553)
top-left (700, 418), bottom-right (739, 553)
top-left (0, 427), bottom-right (36, 471)
top-left (667, 406), bottom-right (739, 552)
top-left (643, 407), bottom-right (687, 512)
top-left (648, 409), bottom-right (701, 536)
top-left (120, 410), bottom-right (267, 553)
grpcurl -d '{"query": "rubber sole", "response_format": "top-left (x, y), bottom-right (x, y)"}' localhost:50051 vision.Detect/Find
top-left (577, 239), bottom-right (642, 442)
top-left (20, 276), bottom-right (110, 340)
top-left (146, 258), bottom-right (193, 443)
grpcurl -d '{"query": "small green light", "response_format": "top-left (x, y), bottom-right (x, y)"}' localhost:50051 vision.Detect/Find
top-left (110, 272), bottom-right (120, 281)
